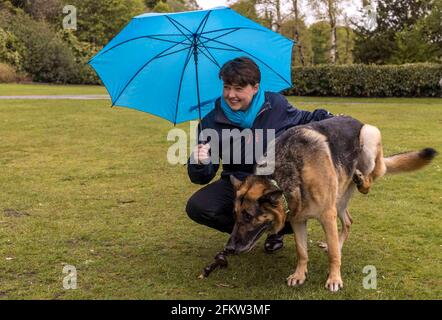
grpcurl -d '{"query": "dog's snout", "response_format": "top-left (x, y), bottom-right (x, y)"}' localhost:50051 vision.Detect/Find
top-left (225, 246), bottom-right (235, 254)
top-left (225, 238), bottom-right (237, 254)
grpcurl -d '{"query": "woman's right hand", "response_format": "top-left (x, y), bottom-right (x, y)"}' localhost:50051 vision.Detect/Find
top-left (192, 143), bottom-right (211, 165)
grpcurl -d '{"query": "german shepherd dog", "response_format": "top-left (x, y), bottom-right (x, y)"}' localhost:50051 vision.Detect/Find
top-left (218, 116), bottom-right (436, 292)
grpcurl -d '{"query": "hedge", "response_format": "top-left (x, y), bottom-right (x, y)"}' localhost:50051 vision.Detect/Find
top-left (288, 64), bottom-right (442, 97)
top-left (0, 62), bottom-right (19, 83)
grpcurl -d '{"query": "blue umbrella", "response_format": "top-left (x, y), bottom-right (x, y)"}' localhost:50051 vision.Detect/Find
top-left (89, 6), bottom-right (293, 125)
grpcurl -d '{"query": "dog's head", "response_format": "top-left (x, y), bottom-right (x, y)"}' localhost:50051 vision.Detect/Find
top-left (226, 175), bottom-right (288, 254)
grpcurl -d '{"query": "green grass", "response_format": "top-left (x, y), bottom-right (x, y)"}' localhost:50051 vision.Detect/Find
top-left (0, 87), bottom-right (441, 299)
top-left (291, 96), bottom-right (442, 105)
top-left (0, 83), bottom-right (107, 96)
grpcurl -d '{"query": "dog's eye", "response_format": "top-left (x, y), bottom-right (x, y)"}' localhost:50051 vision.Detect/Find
top-left (242, 211), bottom-right (253, 222)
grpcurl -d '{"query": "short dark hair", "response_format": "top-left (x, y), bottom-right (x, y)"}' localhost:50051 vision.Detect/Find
top-left (219, 57), bottom-right (261, 87)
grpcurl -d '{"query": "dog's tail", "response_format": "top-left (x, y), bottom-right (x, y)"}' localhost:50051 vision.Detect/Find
top-left (384, 148), bottom-right (437, 174)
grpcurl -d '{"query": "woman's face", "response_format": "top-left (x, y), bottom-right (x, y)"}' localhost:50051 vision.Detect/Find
top-left (223, 83), bottom-right (259, 111)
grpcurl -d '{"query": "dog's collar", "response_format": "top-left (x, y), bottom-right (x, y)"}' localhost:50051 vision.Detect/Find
top-left (269, 179), bottom-right (290, 216)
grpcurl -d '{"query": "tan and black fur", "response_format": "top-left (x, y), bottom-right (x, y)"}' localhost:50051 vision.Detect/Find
top-left (225, 116), bottom-right (436, 292)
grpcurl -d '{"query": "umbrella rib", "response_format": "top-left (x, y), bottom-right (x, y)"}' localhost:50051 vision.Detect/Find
top-left (192, 10), bottom-right (221, 68)
top-left (166, 16), bottom-right (193, 42)
top-left (196, 38), bottom-right (221, 68)
top-left (148, 35), bottom-right (191, 44)
top-left (202, 46), bottom-right (241, 52)
top-left (88, 35), bottom-right (192, 62)
top-left (156, 45), bottom-right (194, 60)
top-left (199, 26), bottom-right (264, 35)
top-left (199, 35), bottom-right (292, 87)
top-left (112, 41), bottom-right (192, 106)
top-left (198, 28), bottom-right (241, 46)
top-left (195, 10), bottom-right (212, 36)
top-left (173, 46), bottom-right (195, 126)
top-left (196, 46), bottom-right (220, 68)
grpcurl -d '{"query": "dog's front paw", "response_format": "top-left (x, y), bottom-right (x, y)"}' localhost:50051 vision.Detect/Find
top-left (325, 276), bottom-right (343, 292)
top-left (287, 271), bottom-right (307, 287)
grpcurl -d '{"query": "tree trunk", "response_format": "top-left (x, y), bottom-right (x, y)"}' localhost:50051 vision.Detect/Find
top-left (328, 0), bottom-right (338, 64)
top-left (344, 15), bottom-right (351, 64)
top-left (291, 0), bottom-right (304, 65)
top-left (274, 0), bottom-right (282, 32)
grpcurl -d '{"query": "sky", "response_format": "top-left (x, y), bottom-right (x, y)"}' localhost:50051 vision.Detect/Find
top-left (197, 0), bottom-right (365, 26)
top-left (197, 0), bottom-right (229, 10)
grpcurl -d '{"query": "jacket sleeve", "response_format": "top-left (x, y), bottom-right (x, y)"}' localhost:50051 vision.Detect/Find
top-left (187, 159), bottom-right (219, 185)
top-left (187, 123), bottom-right (219, 185)
top-left (281, 95), bottom-right (333, 128)
top-left (298, 108), bottom-right (334, 124)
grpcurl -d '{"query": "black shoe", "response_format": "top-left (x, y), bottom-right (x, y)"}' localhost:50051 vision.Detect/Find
top-left (264, 233), bottom-right (284, 253)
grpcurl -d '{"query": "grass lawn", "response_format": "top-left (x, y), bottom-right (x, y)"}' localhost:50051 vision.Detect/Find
top-left (0, 83), bottom-right (107, 96)
top-left (0, 85), bottom-right (441, 299)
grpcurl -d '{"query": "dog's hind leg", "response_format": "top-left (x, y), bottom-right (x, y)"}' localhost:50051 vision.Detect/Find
top-left (319, 186), bottom-right (354, 253)
top-left (287, 221), bottom-right (309, 287)
top-left (338, 208), bottom-right (353, 252)
top-left (355, 125), bottom-right (387, 194)
top-left (337, 184), bottom-right (355, 252)
top-left (318, 208), bottom-right (353, 254)
top-left (352, 169), bottom-right (372, 194)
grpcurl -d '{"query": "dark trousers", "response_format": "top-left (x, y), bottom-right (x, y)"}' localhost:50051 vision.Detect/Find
top-left (186, 177), bottom-right (235, 233)
top-left (186, 177), bottom-right (293, 235)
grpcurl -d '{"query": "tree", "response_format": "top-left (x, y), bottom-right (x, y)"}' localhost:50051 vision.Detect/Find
top-left (353, 0), bottom-right (435, 64)
top-left (2, 0), bottom-right (62, 24)
top-left (390, 0), bottom-right (442, 63)
top-left (309, 21), bottom-right (330, 64)
top-left (307, 20), bottom-right (354, 65)
top-left (337, 25), bottom-right (354, 64)
top-left (229, 0), bottom-right (260, 22)
top-left (255, 0), bottom-right (286, 32)
top-left (165, 0), bottom-right (200, 12)
top-left (152, 1), bottom-right (172, 12)
top-left (0, 27), bottom-right (23, 70)
top-left (280, 17), bottom-right (312, 66)
top-left (339, 14), bottom-right (354, 64)
top-left (290, 0), bottom-right (305, 65)
top-left (144, 0), bottom-right (162, 9)
top-left (60, 0), bottom-right (146, 47)
top-left (309, 0), bottom-right (344, 64)
top-left (0, 9), bottom-right (78, 83)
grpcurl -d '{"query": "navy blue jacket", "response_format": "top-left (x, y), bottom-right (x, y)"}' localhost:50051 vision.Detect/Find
top-left (187, 92), bottom-right (333, 184)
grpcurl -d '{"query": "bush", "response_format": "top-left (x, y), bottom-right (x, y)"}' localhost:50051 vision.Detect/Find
top-left (288, 64), bottom-right (442, 97)
top-left (0, 8), bottom-right (100, 84)
top-left (0, 62), bottom-right (19, 83)
top-left (0, 27), bottom-right (24, 70)
top-left (57, 30), bottom-right (101, 85)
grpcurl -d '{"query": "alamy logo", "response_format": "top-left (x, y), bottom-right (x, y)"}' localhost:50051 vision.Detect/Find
top-left (362, 265), bottom-right (377, 289)
top-left (167, 121), bottom-right (276, 174)
top-left (63, 265), bottom-right (77, 290)
top-left (63, 5), bottom-right (77, 30)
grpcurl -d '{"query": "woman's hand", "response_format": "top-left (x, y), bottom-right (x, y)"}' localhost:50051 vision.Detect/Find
top-left (192, 143), bottom-right (211, 165)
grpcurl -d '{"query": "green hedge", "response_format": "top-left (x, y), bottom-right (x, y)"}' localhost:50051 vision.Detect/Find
top-left (288, 64), bottom-right (442, 97)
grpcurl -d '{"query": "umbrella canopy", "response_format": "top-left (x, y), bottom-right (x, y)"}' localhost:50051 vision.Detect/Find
top-left (89, 6), bottom-right (294, 125)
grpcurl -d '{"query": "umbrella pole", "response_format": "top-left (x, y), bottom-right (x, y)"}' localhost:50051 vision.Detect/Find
top-left (193, 38), bottom-right (206, 144)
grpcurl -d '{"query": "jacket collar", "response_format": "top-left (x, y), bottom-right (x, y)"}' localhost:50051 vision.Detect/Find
top-left (213, 92), bottom-right (272, 127)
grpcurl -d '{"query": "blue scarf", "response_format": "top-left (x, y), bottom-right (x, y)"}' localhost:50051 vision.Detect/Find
top-left (220, 88), bottom-right (265, 129)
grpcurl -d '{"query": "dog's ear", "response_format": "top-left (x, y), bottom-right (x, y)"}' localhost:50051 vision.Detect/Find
top-left (258, 190), bottom-right (283, 207)
top-left (230, 175), bottom-right (242, 190)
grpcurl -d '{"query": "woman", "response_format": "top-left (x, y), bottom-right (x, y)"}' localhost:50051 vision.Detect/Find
top-left (186, 57), bottom-right (333, 252)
